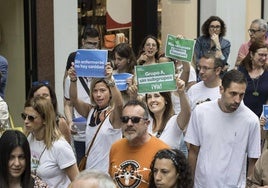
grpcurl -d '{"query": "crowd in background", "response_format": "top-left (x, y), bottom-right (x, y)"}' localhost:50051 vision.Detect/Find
top-left (0, 16), bottom-right (268, 188)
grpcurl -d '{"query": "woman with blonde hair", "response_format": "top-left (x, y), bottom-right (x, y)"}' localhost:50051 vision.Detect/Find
top-left (23, 96), bottom-right (79, 188)
top-left (68, 62), bottom-right (123, 173)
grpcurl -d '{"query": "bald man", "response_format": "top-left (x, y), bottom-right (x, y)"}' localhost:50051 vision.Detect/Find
top-left (68, 170), bottom-right (116, 188)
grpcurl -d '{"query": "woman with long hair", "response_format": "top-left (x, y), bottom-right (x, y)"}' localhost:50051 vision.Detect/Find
top-left (112, 42), bottom-right (136, 74)
top-left (23, 96), bottom-right (79, 187)
top-left (144, 77), bottom-right (191, 151)
top-left (28, 82), bottom-right (71, 144)
top-left (0, 130), bottom-right (48, 188)
top-left (68, 62), bottom-right (123, 173)
top-left (238, 41), bottom-right (268, 117)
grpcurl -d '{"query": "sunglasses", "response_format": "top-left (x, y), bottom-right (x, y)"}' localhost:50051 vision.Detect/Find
top-left (21, 113), bottom-right (38, 122)
top-left (120, 116), bottom-right (147, 123)
top-left (32, 80), bottom-right (49, 86)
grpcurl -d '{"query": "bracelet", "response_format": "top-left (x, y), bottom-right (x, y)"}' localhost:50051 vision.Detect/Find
top-left (70, 78), bottom-right (77, 82)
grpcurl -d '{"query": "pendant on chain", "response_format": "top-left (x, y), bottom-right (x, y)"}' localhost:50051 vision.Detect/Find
top-left (252, 91), bottom-right (259, 96)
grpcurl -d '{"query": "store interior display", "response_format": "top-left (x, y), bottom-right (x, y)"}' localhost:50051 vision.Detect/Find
top-left (77, 0), bottom-right (130, 49)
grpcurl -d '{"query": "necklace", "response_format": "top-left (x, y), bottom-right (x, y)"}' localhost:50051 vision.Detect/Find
top-left (251, 76), bottom-right (260, 96)
top-left (33, 146), bottom-right (46, 175)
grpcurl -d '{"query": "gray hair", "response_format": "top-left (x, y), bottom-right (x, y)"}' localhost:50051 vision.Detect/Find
top-left (251, 19), bottom-right (268, 32)
top-left (75, 169), bottom-right (116, 188)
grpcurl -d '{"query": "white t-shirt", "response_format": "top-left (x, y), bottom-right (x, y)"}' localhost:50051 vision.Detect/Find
top-left (185, 100), bottom-right (261, 188)
top-left (85, 108), bottom-right (122, 173)
top-left (187, 81), bottom-right (221, 110)
top-left (28, 134), bottom-right (77, 188)
top-left (172, 65), bottom-right (197, 114)
top-left (189, 64), bottom-right (197, 82)
top-left (148, 115), bottom-right (183, 150)
top-left (0, 96), bottom-right (9, 128)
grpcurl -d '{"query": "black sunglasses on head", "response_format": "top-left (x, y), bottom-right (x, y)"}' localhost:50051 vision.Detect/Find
top-left (32, 80), bottom-right (49, 87)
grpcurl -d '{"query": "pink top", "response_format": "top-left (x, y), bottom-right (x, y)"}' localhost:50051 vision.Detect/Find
top-left (236, 38), bottom-right (268, 63)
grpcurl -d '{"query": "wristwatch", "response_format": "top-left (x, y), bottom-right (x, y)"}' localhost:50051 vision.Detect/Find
top-left (106, 79), bottom-right (115, 87)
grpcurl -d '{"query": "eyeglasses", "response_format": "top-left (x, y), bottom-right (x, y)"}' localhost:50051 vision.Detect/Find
top-left (197, 66), bottom-right (215, 71)
top-left (21, 113), bottom-right (38, 122)
top-left (257, 53), bottom-right (268, 58)
top-left (145, 43), bottom-right (157, 48)
top-left (248, 29), bottom-right (262, 34)
top-left (32, 80), bottom-right (49, 86)
top-left (120, 116), bottom-right (147, 123)
top-left (209, 25), bottom-right (221, 30)
top-left (84, 41), bottom-right (99, 46)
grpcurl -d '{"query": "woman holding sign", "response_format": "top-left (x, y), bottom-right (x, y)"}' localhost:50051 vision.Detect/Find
top-left (68, 62), bottom-right (123, 173)
top-left (144, 76), bottom-right (191, 151)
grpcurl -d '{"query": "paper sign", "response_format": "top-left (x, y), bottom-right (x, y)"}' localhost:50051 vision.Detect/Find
top-left (74, 49), bottom-right (108, 77)
top-left (263, 105), bottom-right (268, 130)
top-left (113, 73), bottom-right (133, 91)
top-left (135, 62), bottom-right (177, 94)
top-left (165, 34), bottom-right (195, 63)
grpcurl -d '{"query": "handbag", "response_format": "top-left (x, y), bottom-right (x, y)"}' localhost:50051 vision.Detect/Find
top-left (78, 109), bottom-right (112, 171)
top-left (104, 34), bottom-right (116, 49)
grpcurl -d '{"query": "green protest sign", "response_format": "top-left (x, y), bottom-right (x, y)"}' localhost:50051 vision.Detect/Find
top-left (135, 62), bottom-right (177, 94)
top-left (165, 34), bottom-right (195, 63)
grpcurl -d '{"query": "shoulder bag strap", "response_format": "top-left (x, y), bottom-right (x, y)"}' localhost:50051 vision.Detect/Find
top-left (78, 77), bottom-right (90, 97)
top-left (84, 109), bottom-right (112, 158)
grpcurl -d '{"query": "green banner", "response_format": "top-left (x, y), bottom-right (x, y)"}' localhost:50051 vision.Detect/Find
top-left (135, 62), bottom-right (177, 94)
top-left (165, 34), bottom-right (195, 63)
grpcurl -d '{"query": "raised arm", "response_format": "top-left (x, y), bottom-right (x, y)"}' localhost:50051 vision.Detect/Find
top-left (68, 63), bottom-right (91, 118)
top-left (176, 77), bottom-right (191, 130)
top-left (105, 62), bottom-right (124, 129)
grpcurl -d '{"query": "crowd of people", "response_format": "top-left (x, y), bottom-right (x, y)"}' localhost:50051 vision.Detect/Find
top-left (0, 16), bottom-right (268, 188)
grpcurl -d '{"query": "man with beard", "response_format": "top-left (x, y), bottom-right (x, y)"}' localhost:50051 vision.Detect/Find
top-left (185, 69), bottom-right (261, 188)
top-left (109, 100), bottom-right (169, 188)
top-left (187, 51), bottom-right (223, 110)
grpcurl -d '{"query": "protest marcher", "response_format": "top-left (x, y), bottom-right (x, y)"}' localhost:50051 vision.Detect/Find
top-left (63, 26), bottom-right (100, 163)
top-left (185, 69), bottom-right (261, 187)
top-left (109, 100), bottom-right (169, 188)
top-left (68, 61), bottom-right (123, 173)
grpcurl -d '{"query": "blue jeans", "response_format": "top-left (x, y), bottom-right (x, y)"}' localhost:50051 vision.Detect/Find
top-left (74, 141), bottom-right (85, 164)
